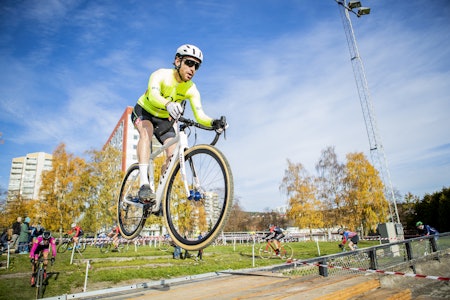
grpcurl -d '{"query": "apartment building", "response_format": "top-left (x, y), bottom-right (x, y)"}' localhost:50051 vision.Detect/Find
top-left (8, 152), bottom-right (52, 200)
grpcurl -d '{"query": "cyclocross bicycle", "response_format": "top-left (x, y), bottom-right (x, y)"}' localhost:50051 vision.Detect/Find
top-left (259, 239), bottom-right (293, 260)
top-left (99, 238), bottom-right (129, 253)
top-left (32, 255), bottom-right (54, 299)
top-left (57, 236), bottom-right (86, 254)
top-left (117, 113), bottom-right (233, 251)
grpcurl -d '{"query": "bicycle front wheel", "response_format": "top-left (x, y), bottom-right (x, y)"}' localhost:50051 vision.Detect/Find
top-left (279, 244), bottom-right (293, 260)
top-left (36, 268), bottom-right (45, 298)
top-left (117, 163), bottom-right (149, 239)
top-left (163, 144), bottom-right (233, 251)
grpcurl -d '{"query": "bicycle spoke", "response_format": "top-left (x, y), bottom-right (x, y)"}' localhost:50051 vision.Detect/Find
top-left (164, 145), bottom-right (233, 251)
top-left (117, 164), bottom-right (148, 239)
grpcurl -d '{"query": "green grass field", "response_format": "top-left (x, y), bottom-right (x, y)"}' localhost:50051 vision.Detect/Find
top-left (0, 240), bottom-right (378, 300)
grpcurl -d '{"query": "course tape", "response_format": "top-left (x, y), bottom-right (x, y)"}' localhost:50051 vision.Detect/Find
top-left (287, 260), bottom-right (450, 282)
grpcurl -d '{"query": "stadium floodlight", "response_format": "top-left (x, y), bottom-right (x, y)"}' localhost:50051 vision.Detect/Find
top-left (357, 7), bottom-right (371, 17)
top-left (348, 1), bottom-right (362, 9)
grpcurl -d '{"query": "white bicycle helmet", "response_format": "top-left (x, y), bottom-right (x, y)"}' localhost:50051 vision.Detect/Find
top-left (176, 44), bottom-right (203, 62)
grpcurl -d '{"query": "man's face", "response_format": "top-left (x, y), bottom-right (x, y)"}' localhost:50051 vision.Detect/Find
top-left (176, 56), bottom-right (201, 81)
top-left (417, 225), bottom-right (424, 230)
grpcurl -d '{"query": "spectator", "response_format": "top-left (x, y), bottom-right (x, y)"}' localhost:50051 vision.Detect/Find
top-left (30, 222), bottom-right (44, 243)
top-left (416, 221), bottom-right (439, 237)
top-left (18, 217), bottom-right (31, 254)
top-left (11, 217), bottom-right (22, 252)
top-left (197, 233), bottom-right (204, 261)
top-left (1, 228), bottom-right (11, 254)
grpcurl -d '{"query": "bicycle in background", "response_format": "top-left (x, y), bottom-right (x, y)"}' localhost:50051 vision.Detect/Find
top-left (259, 239), bottom-right (293, 260)
top-left (117, 114), bottom-right (233, 252)
top-left (57, 235), bottom-right (86, 254)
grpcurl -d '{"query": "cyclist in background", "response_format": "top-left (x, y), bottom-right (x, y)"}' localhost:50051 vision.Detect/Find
top-left (338, 228), bottom-right (359, 251)
top-left (416, 221), bottom-right (439, 237)
top-left (29, 231), bottom-right (56, 286)
top-left (68, 223), bottom-right (83, 247)
top-left (131, 44), bottom-right (227, 203)
top-left (107, 225), bottom-right (121, 251)
top-left (264, 225), bottom-right (285, 255)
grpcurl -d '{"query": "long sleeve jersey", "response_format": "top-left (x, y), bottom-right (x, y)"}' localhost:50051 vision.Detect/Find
top-left (29, 236), bottom-right (57, 258)
top-left (137, 68), bottom-right (213, 127)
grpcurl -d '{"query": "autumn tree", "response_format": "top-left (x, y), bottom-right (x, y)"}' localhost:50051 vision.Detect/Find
top-left (224, 198), bottom-right (249, 232)
top-left (81, 145), bottom-right (123, 234)
top-left (342, 152), bottom-right (389, 235)
top-left (315, 146), bottom-right (345, 229)
top-left (280, 159), bottom-right (324, 236)
top-left (39, 143), bottom-right (86, 235)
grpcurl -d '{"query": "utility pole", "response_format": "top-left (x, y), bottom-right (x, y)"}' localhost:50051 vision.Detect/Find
top-left (335, 0), bottom-right (400, 224)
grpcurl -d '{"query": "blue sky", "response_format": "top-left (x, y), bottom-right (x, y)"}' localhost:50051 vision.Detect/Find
top-left (1, 0), bottom-right (449, 212)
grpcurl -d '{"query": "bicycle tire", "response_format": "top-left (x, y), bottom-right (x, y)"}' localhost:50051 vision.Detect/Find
top-left (36, 268), bottom-right (45, 298)
top-left (117, 163), bottom-right (150, 239)
top-left (259, 243), bottom-right (273, 259)
top-left (279, 244), bottom-right (293, 260)
top-left (78, 242), bottom-right (87, 253)
top-left (100, 242), bottom-right (111, 254)
top-left (57, 242), bottom-right (69, 254)
top-left (163, 144), bottom-right (233, 251)
top-left (158, 240), bottom-right (171, 252)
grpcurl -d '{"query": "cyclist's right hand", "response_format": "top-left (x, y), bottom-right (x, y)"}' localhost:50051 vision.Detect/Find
top-left (166, 102), bottom-right (183, 119)
top-left (30, 258), bottom-right (35, 263)
top-left (51, 258), bottom-right (55, 265)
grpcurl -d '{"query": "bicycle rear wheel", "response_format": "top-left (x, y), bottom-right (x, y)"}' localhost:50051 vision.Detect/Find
top-left (259, 243), bottom-right (273, 259)
top-left (163, 145), bottom-right (233, 251)
top-left (117, 163), bottom-right (150, 239)
top-left (57, 242), bottom-right (69, 254)
top-left (100, 242), bottom-right (111, 254)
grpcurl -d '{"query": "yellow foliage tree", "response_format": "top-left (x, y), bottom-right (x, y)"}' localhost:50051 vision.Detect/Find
top-left (343, 152), bottom-right (389, 235)
top-left (39, 143), bottom-right (86, 235)
top-left (280, 160), bottom-right (324, 235)
top-left (82, 145), bottom-right (123, 234)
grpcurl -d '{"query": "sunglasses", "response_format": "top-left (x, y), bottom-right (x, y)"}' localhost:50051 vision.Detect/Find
top-left (183, 59), bottom-right (201, 70)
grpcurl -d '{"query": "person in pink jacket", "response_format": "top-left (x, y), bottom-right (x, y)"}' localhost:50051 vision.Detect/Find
top-left (29, 231), bottom-right (56, 286)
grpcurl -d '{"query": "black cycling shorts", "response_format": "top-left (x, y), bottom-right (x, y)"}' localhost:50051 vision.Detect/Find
top-left (131, 104), bottom-right (175, 144)
top-left (350, 235), bottom-right (359, 244)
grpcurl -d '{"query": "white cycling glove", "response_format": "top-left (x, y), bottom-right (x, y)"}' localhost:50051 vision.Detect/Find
top-left (166, 102), bottom-right (183, 119)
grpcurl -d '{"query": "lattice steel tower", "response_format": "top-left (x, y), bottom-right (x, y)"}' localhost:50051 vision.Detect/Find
top-left (336, 0), bottom-right (400, 224)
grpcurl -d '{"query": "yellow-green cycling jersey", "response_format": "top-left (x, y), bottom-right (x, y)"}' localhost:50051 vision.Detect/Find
top-left (137, 68), bottom-right (213, 128)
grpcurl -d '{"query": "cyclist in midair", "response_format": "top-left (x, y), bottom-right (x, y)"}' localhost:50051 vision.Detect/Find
top-left (29, 231), bottom-right (56, 286)
top-left (131, 44), bottom-right (227, 203)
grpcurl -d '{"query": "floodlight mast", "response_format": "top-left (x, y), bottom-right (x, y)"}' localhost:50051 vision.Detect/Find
top-left (335, 0), bottom-right (400, 224)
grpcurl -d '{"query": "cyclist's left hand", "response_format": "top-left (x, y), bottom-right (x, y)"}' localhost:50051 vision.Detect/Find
top-left (51, 258), bottom-right (55, 264)
top-left (212, 116), bottom-right (228, 133)
top-left (338, 243), bottom-right (344, 249)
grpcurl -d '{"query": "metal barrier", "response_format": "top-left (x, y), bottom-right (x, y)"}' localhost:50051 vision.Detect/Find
top-left (272, 233), bottom-right (449, 278)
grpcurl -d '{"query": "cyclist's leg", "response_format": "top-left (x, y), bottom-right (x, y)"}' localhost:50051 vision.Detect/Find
top-left (42, 251), bottom-right (49, 269)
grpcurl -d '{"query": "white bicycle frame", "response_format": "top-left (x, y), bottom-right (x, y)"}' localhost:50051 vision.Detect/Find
top-left (121, 119), bottom-right (207, 214)
top-left (150, 120), bottom-right (204, 214)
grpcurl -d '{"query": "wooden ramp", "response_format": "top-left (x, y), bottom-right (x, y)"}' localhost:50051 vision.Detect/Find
top-left (98, 272), bottom-right (411, 300)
